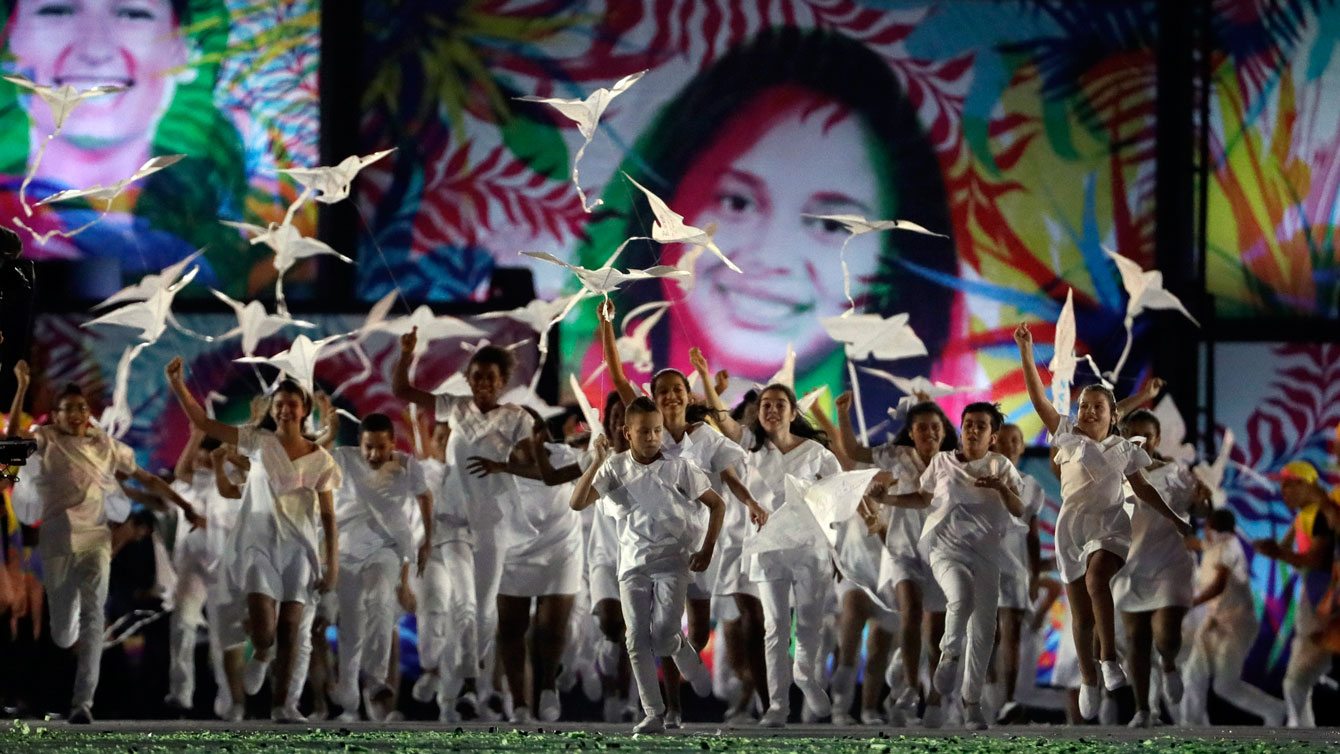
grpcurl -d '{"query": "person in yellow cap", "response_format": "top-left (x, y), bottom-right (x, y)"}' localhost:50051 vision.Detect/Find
top-left (1252, 460), bottom-right (1335, 728)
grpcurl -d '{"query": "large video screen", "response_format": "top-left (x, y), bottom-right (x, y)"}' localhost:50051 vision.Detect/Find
top-left (356, 0), bottom-right (1162, 436)
top-left (0, 0), bottom-right (320, 302)
top-left (1205, 1), bottom-right (1340, 318)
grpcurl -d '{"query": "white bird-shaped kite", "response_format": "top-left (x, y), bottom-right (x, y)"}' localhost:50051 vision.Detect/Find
top-left (5, 73), bottom-right (129, 215)
top-left (97, 342), bottom-right (147, 440)
top-left (210, 288), bottom-right (316, 356)
top-left (755, 343), bottom-right (796, 391)
top-left (1049, 288), bottom-right (1079, 414)
top-left (516, 71), bottom-right (647, 212)
top-left (1193, 429), bottom-right (1236, 509)
top-left (569, 374), bottom-right (604, 440)
top-left (821, 312), bottom-right (928, 362)
top-left (235, 333), bottom-right (348, 395)
top-left (279, 149), bottom-right (395, 205)
top-left (797, 384), bottom-right (829, 416)
top-left (520, 251), bottom-right (689, 297)
top-left (83, 266), bottom-right (201, 344)
top-left (802, 213), bottom-right (948, 315)
top-left (319, 289), bottom-right (400, 398)
top-left (223, 220), bottom-right (353, 315)
top-left (93, 249), bottom-right (205, 310)
top-left (859, 366), bottom-right (972, 416)
top-left (805, 469), bottom-right (883, 548)
top-left (624, 173), bottom-right (740, 274)
top-left (1105, 247), bottom-right (1200, 381)
top-left (372, 305), bottom-right (487, 358)
top-left (15, 154), bottom-right (186, 242)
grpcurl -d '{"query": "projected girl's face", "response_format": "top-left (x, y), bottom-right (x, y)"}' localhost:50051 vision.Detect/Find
top-left (664, 87), bottom-right (882, 378)
top-left (9, 0), bottom-right (187, 147)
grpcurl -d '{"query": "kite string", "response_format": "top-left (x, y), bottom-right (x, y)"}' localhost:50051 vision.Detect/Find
top-left (352, 201), bottom-right (415, 318)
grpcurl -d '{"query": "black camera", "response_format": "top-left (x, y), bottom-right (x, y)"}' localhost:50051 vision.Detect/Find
top-left (1, 437), bottom-right (37, 481)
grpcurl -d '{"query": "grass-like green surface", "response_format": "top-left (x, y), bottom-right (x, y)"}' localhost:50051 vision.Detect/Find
top-left (0, 724), bottom-right (1333, 754)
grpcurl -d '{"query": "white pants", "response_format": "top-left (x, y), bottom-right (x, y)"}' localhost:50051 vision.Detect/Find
top-left (756, 558), bottom-right (831, 714)
top-left (287, 598), bottom-right (317, 710)
top-left (1181, 614), bottom-right (1284, 725)
top-left (168, 552), bottom-right (222, 707)
top-left (335, 552), bottom-right (400, 705)
top-left (1283, 590), bottom-right (1328, 727)
top-left (473, 535), bottom-right (506, 689)
top-left (418, 540), bottom-right (477, 700)
top-left (40, 540), bottom-right (110, 710)
top-left (931, 549), bottom-right (999, 705)
top-left (619, 569), bottom-right (693, 717)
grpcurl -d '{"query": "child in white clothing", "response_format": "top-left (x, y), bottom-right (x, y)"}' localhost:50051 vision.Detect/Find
top-left (570, 397), bottom-right (725, 734)
top-left (330, 413), bottom-right (432, 722)
top-left (1014, 324), bottom-right (1191, 722)
top-left (881, 402), bottom-right (1024, 730)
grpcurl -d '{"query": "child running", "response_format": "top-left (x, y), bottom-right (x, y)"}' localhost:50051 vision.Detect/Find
top-left (1014, 324), bottom-right (1191, 722)
top-left (570, 397), bottom-right (724, 734)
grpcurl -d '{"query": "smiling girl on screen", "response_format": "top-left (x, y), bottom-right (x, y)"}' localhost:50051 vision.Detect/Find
top-left (0, 0), bottom-right (253, 286)
top-left (567, 25), bottom-right (959, 406)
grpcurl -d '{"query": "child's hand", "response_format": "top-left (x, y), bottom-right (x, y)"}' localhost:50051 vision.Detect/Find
top-left (164, 356), bottom-right (184, 386)
top-left (1252, 538), bottom-right (1280, 558)
top-left (689, 347), bottom-right (709, 375)
top-left (835, 391), bottom-right (853, 415)
top-left (12, 359), bottom-right (29, 386)
top-left (597, 300), bottom-right (616, 322)
top-left (747, 502), bottom-right (769, 531)
top-left (248, 395), bottom-right (268, 426)
top-left (1183, 535), bottom-right (1203, 552)
top-left (183, 505), bottom-right (207, 531)
top-left (400, 327), bottom-right (418, 355)
top-left (465, 456), bottom-right (506, 477)
top-left (592, 433), bottom-right (612, 461)
top-left (315, 391), bottom-right (334, 419)
top-left (1144, 377), bottom-right (1166, 397)
top-left (714, 369), bottom-right (729, 396)
top-left (688, 548), bottom-right (712, 572)
top-left (974, 475), bottom-right (1005, 492)
top-left (1013, 323), bottom-right (1033, 350)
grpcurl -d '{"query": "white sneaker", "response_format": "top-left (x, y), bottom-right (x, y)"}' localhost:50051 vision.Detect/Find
top-left (832, 709), bottom-right (857, 726)
top-left (1128, 710), bottom-right (1152, 728)
top-left (224, 703), bottom-right (245, 723)
top-left (1079, 683), bottom-right (1101, 720)
top-left (510, 706), bottom-right (534, 724)
top-left (633, 713), bottom-right (665, 734)
top-left (922, 702), bottom-right (944, 729)
top-left (887, 649), bottom-right (906, 693)
top-left (995, 700), bottom-right (1022, 725)
top-left (270, 705), bottom-right (307, 723)
top-left (664, 710), bottom-right (682, 729)
top-left (886, 706), bottom-right (908, 727)
top-left (758, 706), bottom-right (788, 728)
top-left (1101, 660), bottom-right (1128, 691)
top-left (335, 709), bottom-right (360, 723)
top-left (243, 656), bottom-right (271, 696)
top-left (438, 701), bottom-right (462, 723)
top-left (1162, 668), bottom-right (1183, 704)
top-left (860, 708), bottom-right (885, 725)
top-left (895, 685), bottom-right (919, 712)
top-left (797, 680), bottom-right (832, 719)
top-left (412, 672), bottom-right (438, 704)
top-left (933, 655), bottom-right (959, 697)
top-left (672, 640), bottom-right (712, 697)
top-left (964, 703), bottom-right (988, 731)
top-left (538, 689), bottom-right (561, 722)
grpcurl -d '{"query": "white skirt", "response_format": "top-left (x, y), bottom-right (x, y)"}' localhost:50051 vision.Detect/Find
top-left (499, 528), bottom-right (583, 597)
top-left (1112, 559), bottom-right (1195, 612)
top-left (1053, 503), bottom-right (1131, 584)
top-left (713, 543), bottom-right (758, 598)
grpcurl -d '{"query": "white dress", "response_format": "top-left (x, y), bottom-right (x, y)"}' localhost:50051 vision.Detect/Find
top-left (1050, 418), bottom-right (1151, 583)
top-left (1112, 460), bottom-right (1198, 612)
top-left (500, 442), bottom-right (585, 597)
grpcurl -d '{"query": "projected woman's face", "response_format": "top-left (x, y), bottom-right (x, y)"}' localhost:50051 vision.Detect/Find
top-left (666, 92), bottom-right (882, 377)
top-left (9, 0), bottom-right (187, 147)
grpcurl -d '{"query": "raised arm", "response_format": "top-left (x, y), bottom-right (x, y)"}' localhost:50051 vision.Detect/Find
top-left (597, 301), bottom-right (639, 407)
top-left (834, 391), bottom-right (874, 465)
top-left (313, 392), bottom-right (338, 450)
top-left (174, 426), bottom-right (204, 481)
top-left (165, 357), bottom-right (239, 445)
top-left (1014, 323), bottom-right (1061, 435)
top-left (128, 467), bottom-right (205, 530)
top-left (569, 435), bottom-right (610, 511)
top-left (690, 489), bottom-right (726, 572)
top-left (390, 328), bottom-right (438, 412)
top-left (1116, 377), bottom-right (1164, 419)
top-left (7, 360), bottom-right (31, 438)
top-left (809, 403), bottom-right (854, 471)
top-left (689, 347), bottom-right (742, 443)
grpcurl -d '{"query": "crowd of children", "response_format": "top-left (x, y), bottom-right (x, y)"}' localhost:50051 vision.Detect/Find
top-left (0, 315), bottom-right (1336, 732)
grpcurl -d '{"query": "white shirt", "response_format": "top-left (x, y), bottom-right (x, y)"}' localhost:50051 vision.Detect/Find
top-left (740, 428), bottom-right (842, 580)
top-left (1201, 534), bottom-right (1255, 624)
top-left (663, 423), bottom-right (748, 548)
top-left (591, 451), bottom-right (712, 577)
top-left (872, 443), bottom-right (931, 561)
top-left (229, 427), bottom-right (341, 580)
top-left (172, 468), bottom-right (239, 569)
top-left (1001, 472), bottom-right (1045, 578)
top-left (1122, 461), bottom-right (1197, 579)
top-left (918, 450), bottom-right (1024, 558)
top-left (1051, 417), bottom-right (1151, 513)
top-left (332, 447), bottom-right (429, 565)
top-left (434, 395), bottom-right (531, 530)
top-left (31, 425), bottom-right (137, 552)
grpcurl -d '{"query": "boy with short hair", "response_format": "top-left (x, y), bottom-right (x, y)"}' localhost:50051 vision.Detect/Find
top-left (570, 397), bottom-right (726, 734)
top-left (330, 413), bottom-right (433, 721)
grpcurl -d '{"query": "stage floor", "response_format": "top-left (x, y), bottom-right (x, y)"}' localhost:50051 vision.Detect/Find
top-left (4, 720), bottom-right (1337, 752)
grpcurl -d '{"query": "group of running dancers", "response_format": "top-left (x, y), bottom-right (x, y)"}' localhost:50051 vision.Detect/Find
top-left (3, 304), bottom-right (1336, 731)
